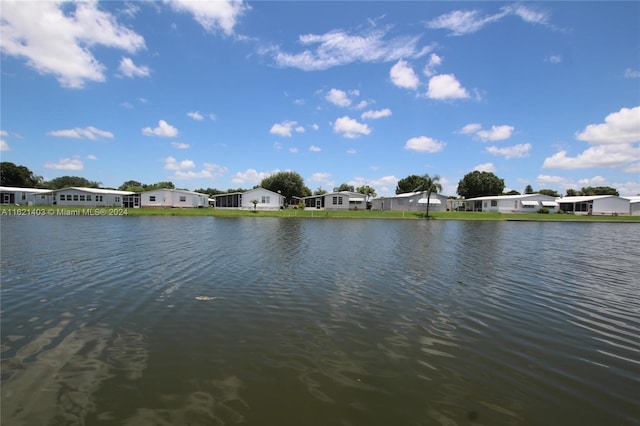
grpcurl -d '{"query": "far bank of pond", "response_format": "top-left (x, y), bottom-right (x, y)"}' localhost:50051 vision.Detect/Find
top-left (1, 205), bottom-right (639, 222)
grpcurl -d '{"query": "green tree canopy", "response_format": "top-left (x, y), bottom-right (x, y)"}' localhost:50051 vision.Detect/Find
top-left (260, 171), bottom-right (311, 201)
top-left (456, 171), bottom-right (505, 199)
top-left (539, 189), bottom-right (560, 197)
top-left (0, 162), bottom-right (42, 187)
top-left (580, 186), bottom-right (619, 196)
top-left (504, 190), bottom-right (521, 195)
top-left (356, 185), bottom-right (376, 200)
top-left (524, 185), bottom-right (534, 194)
top-left (395, 174), bottom-right (423, 194)
top-left (314, 187), bottom-right (328, 195)
top-left (566, 188), bottom-right (579, 197)
top-left (334, 183), bottom-right (355, 192)
top-left (46, 175), bottom-right (101, 189)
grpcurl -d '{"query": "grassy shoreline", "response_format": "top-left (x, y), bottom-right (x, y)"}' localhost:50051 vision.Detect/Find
top-left (1, 205), bottom-right (638, 222)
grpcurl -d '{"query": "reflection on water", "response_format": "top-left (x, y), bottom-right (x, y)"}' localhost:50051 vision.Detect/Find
top-left (1, 217), bottom-right (639, 425)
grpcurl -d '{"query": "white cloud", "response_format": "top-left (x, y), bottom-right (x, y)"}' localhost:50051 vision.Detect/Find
top-left (171, 142), bottom-right (190, 149)
top-left (459, 123), bottom-right (482, 134)
top-left (45, 157), bottom-right (83, 170)
top-left (312, 124), bottom-right (320, 131)
top-left (473, 162), bottom-right (496, 172)
top-left (289, 147), bottom-right (298, 153)
top-left (142, 120), bottom-right (178, 137)
top-left (0, 1), bottom-right (145, 88)
top-left (187, 111), bottom-right (204, 121)
top-left (476, 125), bottom-right (515, 141)
top-left (486, 143), bottom-right (532, 159)
top-left (361, 108), bottom-right (392, 120)
top-left (346, 148), bottom-right (357, 154)
top-left (390, 60), bottom-right (420, 89)
top-left (427, 74), bottom-right (469, 100)
top-left (231, 168), bottom-right (277, 185)
top-left (209, 113), bottom-right (217, 121)
top-left (0, 130), bottom-right (8, 137)
top-left (86, 154), bottom-right (97, 160)
top-left (326, 88), bottom-right (352, 107)
top-left (270, 120), bottom-right (300, 137)
top-left (427, 5), bottom-right (549, 36)
top-left (542, 144), bottom-right (640, 169)
top-left (404, 136), bottom-right (446, 153)
top-left (269, 28), bottom-right (431, 71)
top-left (164, 0), bottom-right (248, 35)
top-left (47, 126), bottom-right (114, 140)
top-left (1, 139), bottom-right (10, 151)
top-left (171, 162), bottom-right (227, 180)
top-left (309, 172), bottom-right (332, 184)
top-left (625, 68), bottom-right (640, 78)
top-left (164, 156), bottom-right (195, 171)
top-left (118, 57), bottom-right (150, 78)
top-left (309, 145), bottom-right (321, 152)
top-left (423, 53), bottom-right (442, 76)
top-left (575, 106), bottom-right (640, 144)
top-left (545, 54), bottom-right (562, 64)
top-left (333, 116), bottom-right (371, 139)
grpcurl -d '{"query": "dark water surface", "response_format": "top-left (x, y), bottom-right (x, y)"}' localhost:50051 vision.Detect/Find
top-left (1, 216), bottom-right (638, 425)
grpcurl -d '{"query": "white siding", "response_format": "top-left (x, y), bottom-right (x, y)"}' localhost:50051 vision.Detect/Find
top-left (242, 188), bottom-right (282, 210)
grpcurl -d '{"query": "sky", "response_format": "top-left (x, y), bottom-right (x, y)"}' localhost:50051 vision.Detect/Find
top-left (1, 1), bottom-right (639, 197)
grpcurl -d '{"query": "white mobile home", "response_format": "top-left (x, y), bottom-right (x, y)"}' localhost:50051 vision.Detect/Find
top-left (626, 197), bottom-right (640, 216)
top-left (557, 195), bottom-right (630, 216)
top-left (371, 191), bottom-right (448, 212)
top-left (140, 189), bottom-right (209, 208)
top-left (302, 191), bottom-right (365, 211)
top-left (464, 194), bottom-right (559, 213)
top-left (0, 186), bottom-right (53, 206)
top-left (51, 187), bottom-right (134, 207)
top-left (240, 188), bottom-right (284, 210)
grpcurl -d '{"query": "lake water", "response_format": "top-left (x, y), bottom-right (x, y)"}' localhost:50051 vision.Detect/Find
top-left (1, 216), bottom-right (638, 425)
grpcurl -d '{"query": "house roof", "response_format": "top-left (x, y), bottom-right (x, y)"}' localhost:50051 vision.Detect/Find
top-left (0, 186), bottom-right (53, 194)
top-left (47, 187), bottom-right (135, 196)
top-left (373, 191), bottom-right (447, 200)
top-left (143, 188), bottom-right (208, 196)
top-left (464, 193), bottom-right (555, 201)
top-left (557, 195), bottom-right (620, 203)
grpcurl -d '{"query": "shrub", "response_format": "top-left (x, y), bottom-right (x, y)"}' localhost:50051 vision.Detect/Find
top-left (537, 207), bottom-right (550, 214)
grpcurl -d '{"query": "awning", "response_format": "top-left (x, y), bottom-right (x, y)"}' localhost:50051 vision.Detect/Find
top-left (349, 197), bottom-right (365, 202)
top-left (521, 200), bottom-right (539, 206)
top-left (541, 201), bottom-right (558, 207)
top-left (418, 198), bottom-right (441, 205)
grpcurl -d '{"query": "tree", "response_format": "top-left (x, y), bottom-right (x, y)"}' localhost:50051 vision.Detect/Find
top-left (580, 186), bottom-right (619, 196)
top-left (0, 162), bottom-right (41, 187)
top-left (396, 175), bottom-right (423, 194)
top-left (456, 171), bottom-right (504, 199)
top-left (356, 185), bottom-right (376, 208)
top-left (250, 199), bottom-right (258, 212)
top-left (314, 187), bottom-right (327, 195)
top-left (524, 185), bottom-right (534, 194)
top-left (415, 174), bottom-right (442, 219)
top-left (260, 171), bottom-right (311, 202)
top-left (334, 183), bottom-right (354, 192)
top-left (46, 176), bottom-right (101, 189)
top-left (504, 190), bottom-right (521, 195)
top-left (566, 188), bottom-right (579, 197)
top-left (539, 189), bottom-right (560, 197)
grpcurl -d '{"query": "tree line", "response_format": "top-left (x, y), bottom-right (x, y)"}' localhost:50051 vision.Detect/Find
top-left (0, 162), bottom-right (620, 201)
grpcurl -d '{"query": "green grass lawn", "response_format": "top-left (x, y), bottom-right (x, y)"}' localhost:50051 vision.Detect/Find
top-left (2, 205), bottom-right (638, 222)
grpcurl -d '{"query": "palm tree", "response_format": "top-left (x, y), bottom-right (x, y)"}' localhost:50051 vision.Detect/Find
top-left (414, 173), bottom-right (442, 219)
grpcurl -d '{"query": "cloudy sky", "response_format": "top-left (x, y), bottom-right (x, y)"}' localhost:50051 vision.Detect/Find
top-left (1, 1), bottom-right (638, 196)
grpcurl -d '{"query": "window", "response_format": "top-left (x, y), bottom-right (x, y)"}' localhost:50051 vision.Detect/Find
top-left (179, 196), bottom-right (186, 202)
top-left (73, 195), bottom-right (79, 201)
top-left (338, 197), bottom-right (343, 205)
top-left (79, 195), bottom-right (85, 201)
top-left (332, 196), bottom-right (338, 205)
top-left (261, 196), bottom-right (270, 204)
top-left (96, 195), bottom-right (103, 202)
top-left (21, 193), bottom-right (26, 200)
top-left (491, 200), bottom-right (498, 207)
top-left (115, 196), bottom-right (120, 203)
top-left (87, 195), bottom-right (92, 201)
top-left (149, 196), bottom-right (156, 202)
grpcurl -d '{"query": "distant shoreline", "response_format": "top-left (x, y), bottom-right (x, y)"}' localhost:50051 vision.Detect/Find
top-left (1, 205), bottom-right (638, 222)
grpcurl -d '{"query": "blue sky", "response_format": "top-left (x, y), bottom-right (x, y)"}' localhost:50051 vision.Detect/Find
top-left (1, 1), bottom-right (639, 196)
